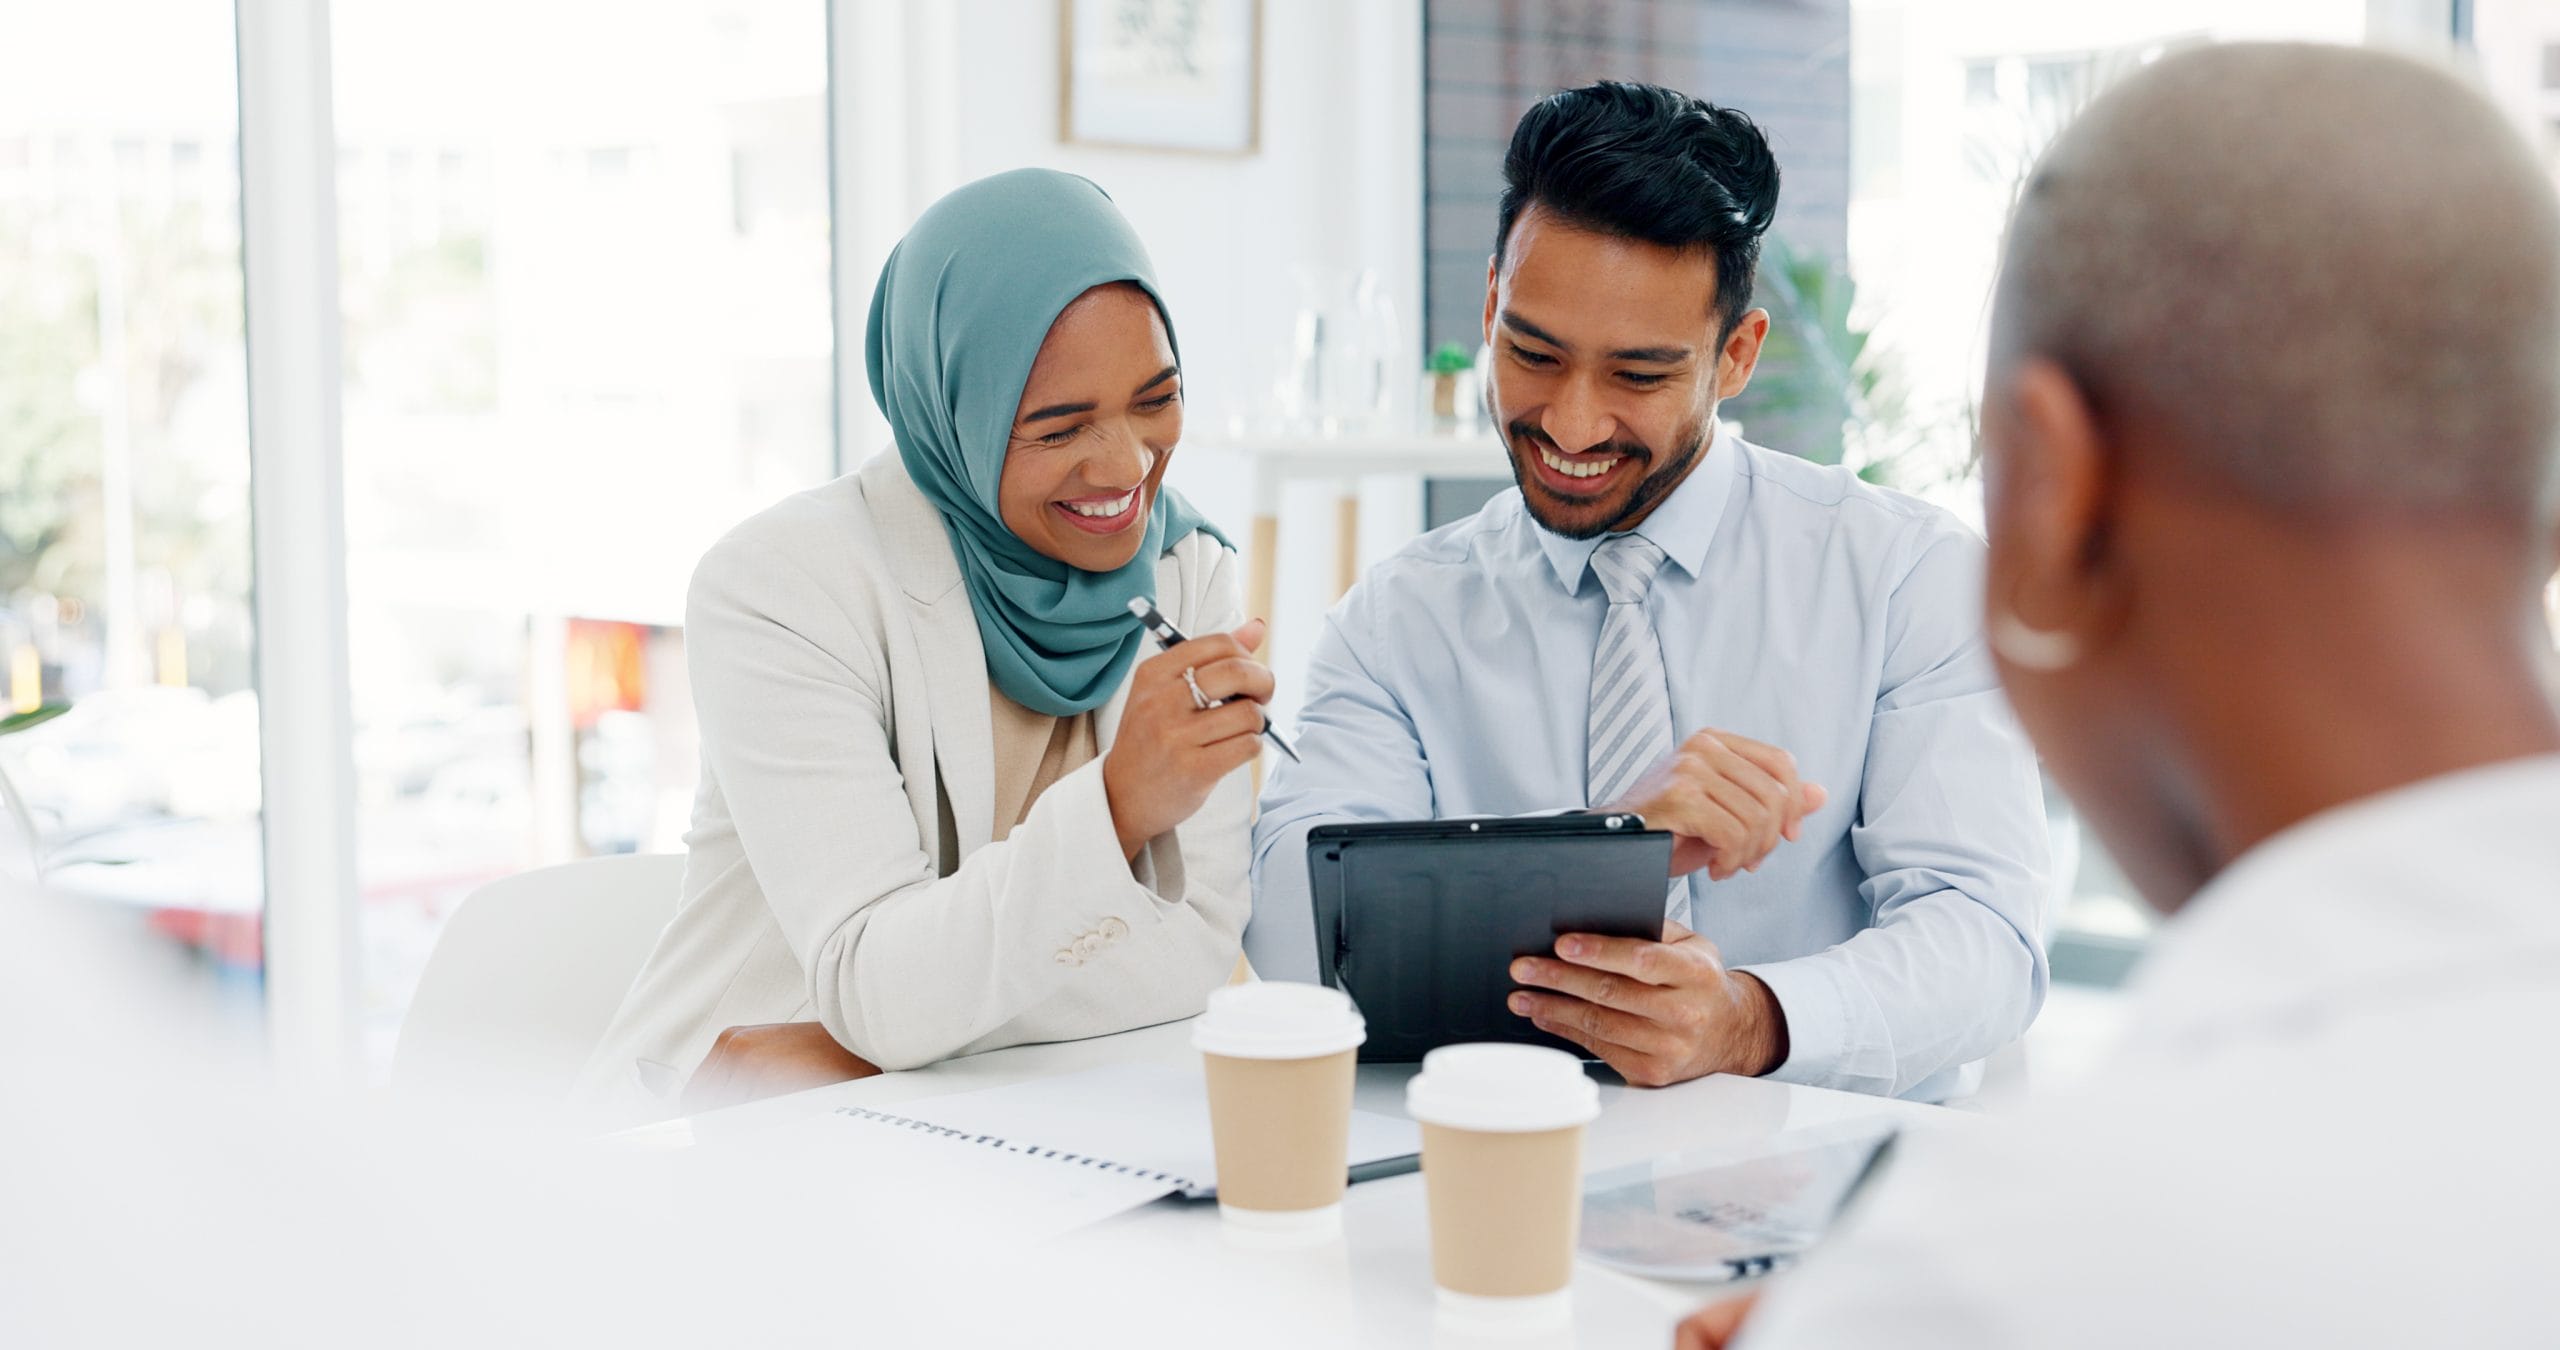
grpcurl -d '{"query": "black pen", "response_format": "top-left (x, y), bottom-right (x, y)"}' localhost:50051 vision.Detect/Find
top-left (1126, 596), bottom-right (1301, 763)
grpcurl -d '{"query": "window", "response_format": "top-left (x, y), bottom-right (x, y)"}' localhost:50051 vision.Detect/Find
top-left (0, 5), bottom-right (263, 976)
top-left (2474, 1), bottom-right (2560, 655)
top-left (331, 1), bottom-right (834, 1060)
top-left (1848, 0), bottom-right (2422, 973)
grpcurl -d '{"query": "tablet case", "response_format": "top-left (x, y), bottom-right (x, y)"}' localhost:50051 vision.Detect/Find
top-left (1306, 815), bottom-right (1674, 1062)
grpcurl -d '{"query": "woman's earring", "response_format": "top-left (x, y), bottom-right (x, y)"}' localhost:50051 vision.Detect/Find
top-left (1988, 607), bottom-right (2085, 672)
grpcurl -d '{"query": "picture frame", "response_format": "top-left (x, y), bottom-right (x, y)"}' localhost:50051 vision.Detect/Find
top-left (1059, 0), bottom-right (1263, 156)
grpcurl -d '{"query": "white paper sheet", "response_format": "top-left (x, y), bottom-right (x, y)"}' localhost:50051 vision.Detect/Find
top-left (895, 1061), bottom-right (1421, 1199)
top-left (742, 1094), bottom-right (1183, 1247)
top-left (744, 1062), bottom-right (1421, 1247)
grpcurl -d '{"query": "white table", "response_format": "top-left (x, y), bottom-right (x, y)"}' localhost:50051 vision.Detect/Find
top-left (643, 1017), bottom-right (1955, 1349)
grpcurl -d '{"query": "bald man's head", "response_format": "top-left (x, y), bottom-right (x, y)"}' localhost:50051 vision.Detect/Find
top-left (1992, 43), bottom-right (2560, 519)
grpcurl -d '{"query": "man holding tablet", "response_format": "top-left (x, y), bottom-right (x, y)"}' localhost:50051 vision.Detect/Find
top-left (1248, 81), bottom-right (2050, 1101)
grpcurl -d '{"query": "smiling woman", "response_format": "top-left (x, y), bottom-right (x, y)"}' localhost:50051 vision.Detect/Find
top-left (999, 284), bottom-right (1185, 573)
top-left (575, 170), bottom-right (1272, 1122)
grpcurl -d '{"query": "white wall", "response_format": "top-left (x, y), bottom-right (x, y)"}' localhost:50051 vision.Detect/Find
top-left (834, 0), bottom-right (1425, 474)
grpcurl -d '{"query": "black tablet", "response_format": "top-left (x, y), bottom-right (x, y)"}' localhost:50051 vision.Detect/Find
top-left (1306, 814), bottom-right (1675, 1062)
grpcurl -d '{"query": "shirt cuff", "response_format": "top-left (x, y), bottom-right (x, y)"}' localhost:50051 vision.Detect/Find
top-left (1733, 955), bottom-right (1870, 1094)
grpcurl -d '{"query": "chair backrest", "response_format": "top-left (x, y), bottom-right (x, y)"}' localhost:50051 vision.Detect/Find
top-left (0, 763), bottom-right (43, 885)
top-left (390, 852), bottom-right (685, 1102)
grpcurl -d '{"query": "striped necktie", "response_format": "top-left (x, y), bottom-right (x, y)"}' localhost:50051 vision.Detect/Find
top-left (1585, 533), bottom-right (1690, 926)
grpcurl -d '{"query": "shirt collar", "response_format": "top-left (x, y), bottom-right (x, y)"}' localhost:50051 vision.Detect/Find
top-left (1534, 419), bottom-right (1741, 595)
top-left (2117, 753), bottom-right (2560, 1050)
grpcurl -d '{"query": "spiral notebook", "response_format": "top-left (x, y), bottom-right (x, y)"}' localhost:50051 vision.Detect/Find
top-left (785, 1063), bottom-right (1421, 1242)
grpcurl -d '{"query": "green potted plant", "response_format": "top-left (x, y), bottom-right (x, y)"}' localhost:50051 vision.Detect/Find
top-left (1746, 238), bottom-right (1968, 492)
top-left (0, 701), bottom-right (68, 877)
top-left (1427, 341), bottom-right (1476, 424)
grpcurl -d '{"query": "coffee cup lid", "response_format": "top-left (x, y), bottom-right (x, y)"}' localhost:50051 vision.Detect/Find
top-left (1192, 982), bottom-right (1366, 1059)
top-left (1404, 1043), bottom-right (1600, 1132)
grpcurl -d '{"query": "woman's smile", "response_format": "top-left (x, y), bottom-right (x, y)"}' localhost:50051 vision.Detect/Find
top-left (1051, 486), bottom-right (1145, 535)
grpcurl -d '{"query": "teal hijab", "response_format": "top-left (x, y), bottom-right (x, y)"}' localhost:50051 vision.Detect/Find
top-left (866, 168), bottom-right (1229, 717)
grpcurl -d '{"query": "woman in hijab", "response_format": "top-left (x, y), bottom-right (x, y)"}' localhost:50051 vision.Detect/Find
top-left (578, 169), bottom-right (1268, 1119)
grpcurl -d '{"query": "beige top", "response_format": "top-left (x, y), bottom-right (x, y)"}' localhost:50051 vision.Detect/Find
top-left (573, 452), bottom-right (1252, 1124)
top-left (987, 688), bottom-right (1099, 843)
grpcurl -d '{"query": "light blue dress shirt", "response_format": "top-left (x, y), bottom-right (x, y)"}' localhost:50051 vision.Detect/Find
top-left (1249, 425), bottom-right (2051, 1101)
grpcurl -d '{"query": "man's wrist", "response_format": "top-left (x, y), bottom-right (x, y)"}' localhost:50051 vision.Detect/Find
top-left (1729, 970), bottom-right (1791, 1077)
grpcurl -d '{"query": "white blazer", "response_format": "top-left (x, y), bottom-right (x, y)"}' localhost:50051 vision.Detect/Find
top-left (576, 452), bottom-right (1252, 1119)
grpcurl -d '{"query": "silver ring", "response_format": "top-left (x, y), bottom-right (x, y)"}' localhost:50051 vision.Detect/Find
top-left (1182, 667), bottom-right (1213, 710)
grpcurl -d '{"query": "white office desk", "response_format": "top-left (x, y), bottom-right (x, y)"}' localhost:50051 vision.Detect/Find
top-left (644, 1017), bottom-right (1957, 1349)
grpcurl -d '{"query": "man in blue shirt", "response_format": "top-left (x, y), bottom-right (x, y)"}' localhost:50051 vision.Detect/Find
top-left (1248, 82), bottom-right (2050, 1101)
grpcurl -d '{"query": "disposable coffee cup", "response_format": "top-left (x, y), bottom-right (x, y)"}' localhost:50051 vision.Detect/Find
top-left (1193, 982), bottom-right (1367, 1234)
top-left (1406, 1043), bottom-right (1602, 1324)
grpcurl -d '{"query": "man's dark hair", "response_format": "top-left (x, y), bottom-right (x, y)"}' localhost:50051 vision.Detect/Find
top-left (1496, 81), bottom-right (1781, 336)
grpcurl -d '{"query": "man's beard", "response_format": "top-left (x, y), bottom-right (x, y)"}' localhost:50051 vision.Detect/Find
top-left (1504, 415), bottom-right (1711, 540)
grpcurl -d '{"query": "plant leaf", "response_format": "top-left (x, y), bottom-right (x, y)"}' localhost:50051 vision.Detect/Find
top-left (0, 702), bottom-right (70, 737)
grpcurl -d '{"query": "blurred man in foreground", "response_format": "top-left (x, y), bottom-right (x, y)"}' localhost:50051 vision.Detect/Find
top-left (1684, 41), bottom-right (2560, 1349)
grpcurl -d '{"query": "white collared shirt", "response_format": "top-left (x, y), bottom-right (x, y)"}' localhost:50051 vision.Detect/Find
top-left (1250, 425), bottom-right (2052, 1100)
top-left (1739, 754), bottom-right (2560, 1348)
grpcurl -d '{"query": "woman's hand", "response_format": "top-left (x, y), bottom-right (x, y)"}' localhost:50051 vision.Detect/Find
top-left (1103, 618), bottom-right (1272, 860)
top-left (680, 1021), bottom-right (882, 1114)
top-left (1675, 1293), bottom-right (1762, 1350)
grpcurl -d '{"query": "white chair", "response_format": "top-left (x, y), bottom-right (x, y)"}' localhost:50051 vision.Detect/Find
top-left (390, 852), bottom-right (685, 1103)
top-left (0, 756), bottom-right (44, 885)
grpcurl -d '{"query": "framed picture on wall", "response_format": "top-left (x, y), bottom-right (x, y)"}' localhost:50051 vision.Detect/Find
top-left (1060, 0), bottom-right (1262, 155)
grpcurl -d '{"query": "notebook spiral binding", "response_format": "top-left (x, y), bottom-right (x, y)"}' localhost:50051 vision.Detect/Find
top-left (832, 1105), bottom-right (1200, 1190)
